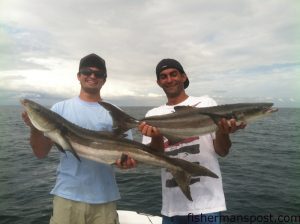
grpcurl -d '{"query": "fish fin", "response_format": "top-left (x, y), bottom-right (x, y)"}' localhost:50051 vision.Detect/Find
top-left (70, 148), bottom-right (81, 162)
top-left (192, 101), bottom-right (202, 107)
top-left (55, 141), bottom-right (81, 162)
top-left (167, 157), bottom-right (218, 201)
top-left (173, 102), bottom-right (201, 111)
top-left (54, 143), bottom-right (67, 155)
top-left (174, 106), bottom-right (194, 112)
top-left (197, 112), bottom-right (236, 125)
top-left (116, 133), bottom-right (128, 138)
top-left (95, 130), bottom-right (128, 139)
top-left (58, 127), bottom-right (81, 161)
top-left (98, 101), bottom-right (139, 135)
top-left (169, 170), bottom-right (193, 201)
top-left (63, 137), bottom-right (81, 162)
top-left (171, 158), bottom-right (218, 178)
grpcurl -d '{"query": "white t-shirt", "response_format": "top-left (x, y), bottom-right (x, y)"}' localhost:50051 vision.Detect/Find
top-left (142, 95), bottom-right (226, 216)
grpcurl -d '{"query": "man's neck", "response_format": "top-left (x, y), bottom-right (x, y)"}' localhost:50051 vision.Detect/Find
top-left (166, 93), bottom-right (189, 106)
top-left (79, 91), bottom-right (102, 102)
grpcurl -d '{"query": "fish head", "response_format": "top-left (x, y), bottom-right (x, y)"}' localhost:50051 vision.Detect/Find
top-left (20, 99), bottom-right (57, 132)
top-left (233, 103), bottom-right (278, 123)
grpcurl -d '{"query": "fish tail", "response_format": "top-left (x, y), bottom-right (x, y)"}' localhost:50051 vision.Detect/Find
top-left (171, 158), bottom-right (218, 178)
top-left (167, 157), bottom-right (218, 201)
top-left (98, 101), bottom-right (139, 135)
top-left (170, 170), bottom-right (193, 201)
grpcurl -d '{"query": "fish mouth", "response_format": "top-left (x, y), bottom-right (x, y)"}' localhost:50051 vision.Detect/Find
top-left (268, 107), bottom-right (278, 113)
top-left (20, 99), bottom-right (31, 109)
top-left (264, 107), bottom-right (278, 113)
top-left (20, 99), bottom-right (26, 106)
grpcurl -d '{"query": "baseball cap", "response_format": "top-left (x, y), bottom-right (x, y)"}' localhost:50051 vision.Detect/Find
top-left (79, 53), bottom-right (107, 76)
top-left (156, 58), bottom-right (189, 89)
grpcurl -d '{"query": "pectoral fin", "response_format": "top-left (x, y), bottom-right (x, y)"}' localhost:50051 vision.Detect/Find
top-left (58, 127), bottom-right (81, 161)
top-left (54, 143), bottom-right (67, 155)
top-left (63, 137), bottom-right (81, 162)
top-left (57, 136), bottom-right (81, 162)
top-left (198, 112), bottom-right (236, 125)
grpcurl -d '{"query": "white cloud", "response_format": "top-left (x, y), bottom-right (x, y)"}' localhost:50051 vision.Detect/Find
top-left (0, 0), bottom-right (299, 107)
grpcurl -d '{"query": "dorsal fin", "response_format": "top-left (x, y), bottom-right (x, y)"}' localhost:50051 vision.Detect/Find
top-left (174, 106), bottom-right (194, 112)
top-left (173, 101), bottom-right (201, 112)
top-left (98, 101), bottom-right (139, 135)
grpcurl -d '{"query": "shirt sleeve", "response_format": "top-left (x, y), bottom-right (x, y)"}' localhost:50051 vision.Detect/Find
top-left (51, 102), bottom-right (62, 114)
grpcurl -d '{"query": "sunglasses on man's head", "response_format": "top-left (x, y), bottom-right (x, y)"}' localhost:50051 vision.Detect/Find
top-left (79, 69), bottom-right (106, 78)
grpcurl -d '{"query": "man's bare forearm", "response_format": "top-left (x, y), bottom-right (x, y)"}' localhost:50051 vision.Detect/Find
top-left (149, 135), bottom-right (165, 153)
top-left (213, 130), bottom-right (231, 157)
top-left (30, 127), bottom-right (53, 158)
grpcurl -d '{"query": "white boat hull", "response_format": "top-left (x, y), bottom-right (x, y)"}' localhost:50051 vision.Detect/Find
top-left (118, 210), bottom-right (162, 224)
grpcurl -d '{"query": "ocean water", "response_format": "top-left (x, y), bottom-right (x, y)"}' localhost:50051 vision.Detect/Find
top-left (0, 106), bottom-right (299, 224)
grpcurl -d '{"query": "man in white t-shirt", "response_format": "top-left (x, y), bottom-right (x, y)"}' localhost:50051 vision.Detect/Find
top-left (139, 58), bottom-right (246, 224)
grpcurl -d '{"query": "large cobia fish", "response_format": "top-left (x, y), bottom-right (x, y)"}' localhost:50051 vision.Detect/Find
top-left (21, 99), bottom-right (218, 201)
top-left (98, 101), bottom-right (278, 143)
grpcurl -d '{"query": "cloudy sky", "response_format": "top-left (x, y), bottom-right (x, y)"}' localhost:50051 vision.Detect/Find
top-left (0, 0), bottom-right (299, 107)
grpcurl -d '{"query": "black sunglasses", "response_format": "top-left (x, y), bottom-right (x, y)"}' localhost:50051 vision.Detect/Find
top-left (79, 69), bottom-right (106, 78)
